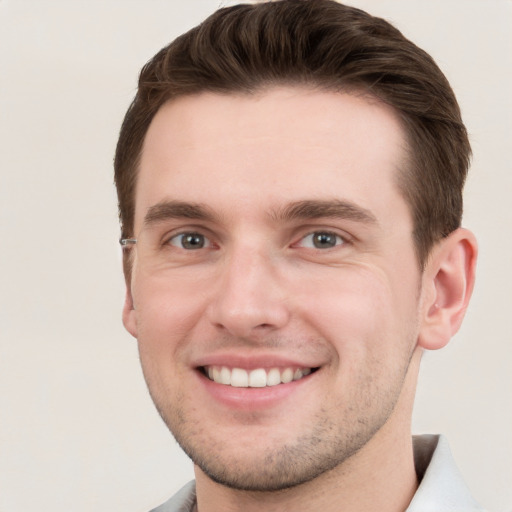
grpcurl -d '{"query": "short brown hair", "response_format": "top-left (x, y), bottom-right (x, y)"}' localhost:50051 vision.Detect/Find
top-left (114, 0), bottom-right (470, 270)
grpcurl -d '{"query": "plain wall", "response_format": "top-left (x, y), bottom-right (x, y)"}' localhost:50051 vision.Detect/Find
top-left (0, 1), bottom-right (510, 511)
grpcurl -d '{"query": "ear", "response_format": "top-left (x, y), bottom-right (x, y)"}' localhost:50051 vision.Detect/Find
top-left (122, 282), bottom-right (138, 339)
top-left (418, 228), bottom-right (477, 350)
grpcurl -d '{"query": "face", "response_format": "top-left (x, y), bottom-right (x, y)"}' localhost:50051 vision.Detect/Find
top-left (124, 87), bottom-right (425, 491)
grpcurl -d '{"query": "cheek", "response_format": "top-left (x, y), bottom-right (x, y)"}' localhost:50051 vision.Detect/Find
top-left (133, 281), bottom-right (199, 408)
top-left (292, 264), bottom-right (418, 358)
top-left (132, 273), bottom-right (206, 361)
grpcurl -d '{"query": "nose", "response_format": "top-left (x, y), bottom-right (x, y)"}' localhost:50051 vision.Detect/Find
top-left (206, 246), bottom-right (291, 339)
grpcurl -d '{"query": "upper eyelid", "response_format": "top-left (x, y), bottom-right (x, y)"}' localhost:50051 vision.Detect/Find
top-left (292, 225), bottom-right (355, 244)
top-left (168, 231), bottom-right (210, 241)
top-left (302, 230), bottom-right (345, 240)
top-left (166, 232), bottom-right (214, 251)
top-left (292, 231), bottom-right (349, 249)
top-left (157, 224), bottom-right (218, 243)
top-left (151, 222), bottom-right (356, 245)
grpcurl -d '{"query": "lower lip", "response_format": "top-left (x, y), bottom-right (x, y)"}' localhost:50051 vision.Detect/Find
top-left (196, 370), bottom-right (314, 411)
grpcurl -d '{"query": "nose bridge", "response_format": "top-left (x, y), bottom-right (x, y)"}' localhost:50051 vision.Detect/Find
top-left (207, 242), bottom-right (290, 337)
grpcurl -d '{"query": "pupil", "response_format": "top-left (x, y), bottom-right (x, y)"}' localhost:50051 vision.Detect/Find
top-left (183, 233), bottom-right (204, 249)
top-left (314, 233), bottom-right (336, 248)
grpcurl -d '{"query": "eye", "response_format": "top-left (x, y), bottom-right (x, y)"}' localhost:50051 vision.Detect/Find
top-left (168, 232), bottom-right (211, 250)
top-left (298, 231), bottom-right (345, 249)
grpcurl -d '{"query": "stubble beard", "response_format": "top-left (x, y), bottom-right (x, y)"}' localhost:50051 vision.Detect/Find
top-left (174, 410), bottom-right (387, 492)
top-left (141, 304), bottom-right (420, 493)
top-left (148, 358), bottom-right (412, 493)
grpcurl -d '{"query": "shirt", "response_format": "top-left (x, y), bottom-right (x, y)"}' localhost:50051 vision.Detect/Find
top-left (149, 434), bottom-right (485, 512)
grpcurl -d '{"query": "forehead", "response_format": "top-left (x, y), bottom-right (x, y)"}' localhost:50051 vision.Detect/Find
top-left (136, 87), bottom-right (409, 230)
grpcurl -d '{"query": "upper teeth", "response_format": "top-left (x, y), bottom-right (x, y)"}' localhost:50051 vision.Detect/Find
top-left (205, 366), bottom-right (312, 388)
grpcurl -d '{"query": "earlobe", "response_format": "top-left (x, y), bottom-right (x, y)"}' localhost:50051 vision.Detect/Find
top-left (122, 284), bottom-right (138, 339)
top-left (418, 228), bottom-right (477, 351)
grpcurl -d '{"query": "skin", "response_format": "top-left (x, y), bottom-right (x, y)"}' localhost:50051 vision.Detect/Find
top-left (123, 87), bottom-right (477, 512)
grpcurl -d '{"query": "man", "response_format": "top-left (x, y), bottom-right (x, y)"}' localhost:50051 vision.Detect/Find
top-left (114, 1), bottom-right (481, 510)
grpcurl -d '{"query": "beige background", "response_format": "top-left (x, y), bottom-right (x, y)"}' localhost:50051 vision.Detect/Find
top-left (0, 1), bottom-right (510, 510)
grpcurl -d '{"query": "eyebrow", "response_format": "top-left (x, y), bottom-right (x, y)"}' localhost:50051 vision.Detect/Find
top-left (143, 200), bottom-right (218, 227)
top-left (142, 198), bottom-right (377, 228)
top-left (270, 199), bottom-right (378, 225)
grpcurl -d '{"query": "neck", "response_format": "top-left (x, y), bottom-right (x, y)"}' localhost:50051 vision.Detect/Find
top-left (194, 349), bottom-right (422, 512)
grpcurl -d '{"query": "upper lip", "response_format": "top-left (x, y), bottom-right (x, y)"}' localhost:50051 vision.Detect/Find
top-left (192, 352), bottom-right (324, 371)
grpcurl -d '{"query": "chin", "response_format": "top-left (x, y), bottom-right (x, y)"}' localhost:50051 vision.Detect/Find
top-left (169, 411), bottom-right (384, 492)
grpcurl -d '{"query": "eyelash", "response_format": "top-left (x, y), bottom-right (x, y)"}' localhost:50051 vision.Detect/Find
top-left (164, 229), bottom-right (349, 251)
top-left (294, 231), bottom-right (346, 249)
top-left (167, 232), bottom-right (214, 250)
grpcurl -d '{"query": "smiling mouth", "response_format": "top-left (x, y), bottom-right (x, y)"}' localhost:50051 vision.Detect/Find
top-left (201, 366), bottom-right (318, 388)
